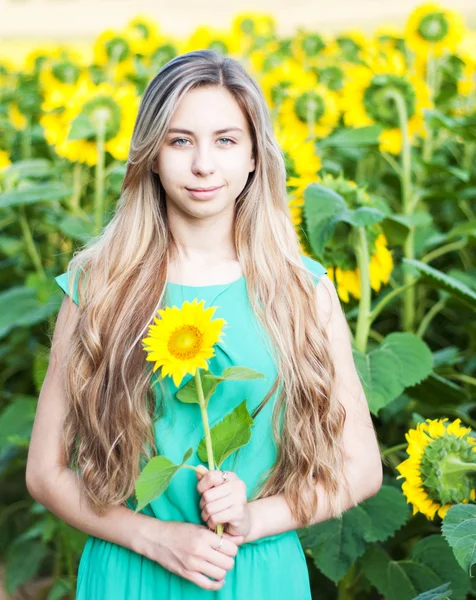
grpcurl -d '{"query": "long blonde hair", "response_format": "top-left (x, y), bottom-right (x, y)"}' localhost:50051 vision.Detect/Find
top-left (59, 49), bottom-right (355, 526)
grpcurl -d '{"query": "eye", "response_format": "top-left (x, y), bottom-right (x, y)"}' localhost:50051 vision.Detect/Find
top-left (170, 138), bottom-right (190, 146)
top-left (218, 137), bottom-right (235, 145)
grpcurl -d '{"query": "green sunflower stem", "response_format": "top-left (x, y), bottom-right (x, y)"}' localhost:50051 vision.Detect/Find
top-left (337, 561), bottom-right (358, 600)
top-left (353, 226), bottom-right (372, 353)
top-left (387, 89), bottom-right (416, 333)
top-left (94, 117), bottom-right (107, 235)
top-left (195, 370), bottom-right (224, 537)
top-left (441, 456), bottom-right (476, 475)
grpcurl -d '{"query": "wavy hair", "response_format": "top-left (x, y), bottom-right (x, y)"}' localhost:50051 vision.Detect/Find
top-left (59, 49), bottom-right (357, 526)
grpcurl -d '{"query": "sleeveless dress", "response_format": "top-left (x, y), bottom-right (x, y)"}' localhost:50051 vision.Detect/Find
top-left (54, 255), bottom-right (327, 600)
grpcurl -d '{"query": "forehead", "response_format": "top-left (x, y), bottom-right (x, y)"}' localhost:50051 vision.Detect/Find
top-left (168, 86), bottom-right (249, 132)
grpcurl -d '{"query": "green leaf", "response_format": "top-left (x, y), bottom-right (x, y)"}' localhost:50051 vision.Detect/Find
top-left (441, 504), bottom-right (476, 578)
top-left (342, 206), bottom-right (386, 227)
top-left (412, 582), bottom-right (452, 599)
top-left (389, 212), bottom-right (434, 230)
top-left (1, 158), bottom-right (54, 179)
top-left (46, 578), bottom-right (74, 600)
top-left (318, 125), bottom-right (383, 148)
top-left (58, 214), bottom-right (95, 242)
top-left (176, 370), bottom-right (221, 406)
top-left (68, 113), bottom-right (97, 141)
top-left (197, 400), bottom-right (254, 468)
top-left (0, 286), bottom-right (59, 339)
top-left (176, 367), bottom-right (264, 407)
top-left (447, 220), bottom-right (476, 239)
top-left (402, 259), bottom-right (476, 308)
top-left (353, 332), bottom-right (434, 415)
top-left (361, 535), bottom-right (470, 600)
top-left (0, 397), bottom-right (37, 456)
top-left (135, 447), bottom-right (193, 512)
top-left (0, 183), bottom-right (72, 207)
top-left (298, 485), bottom-right (409, 583)
top-left (407, 372), bottom-right (470, 407)
top-left (220, 366), bottom-right (266, 381)
top-left (5, 539), bottom-right (49, 595)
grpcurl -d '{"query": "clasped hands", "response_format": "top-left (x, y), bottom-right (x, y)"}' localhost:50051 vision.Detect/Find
top-left (196, 465), bottom-right (251, 544)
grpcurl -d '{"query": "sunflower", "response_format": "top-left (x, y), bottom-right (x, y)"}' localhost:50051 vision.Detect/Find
top-left (259, 58), bottom-right (316, 110)
top-left (396, 418), bottom-right (476, 520)
top-left (302, 175), bottom-right (393, 302)
top-left (405, 3), bottom-right (466, 58)
top-left (279, 82), bottom-right (341, 141)
top-left (0, 149), bottom-right (11, 171)
top-left (340, 50), bottom-right (433, 155)
top-left (182, 26), bottom-right (238, 56)
top-left (142, 298), bottom-right (227, 388)
top-left (40, 73), bottom-right (139, 165)
top-left (124, 15), bottom-right (162, 56)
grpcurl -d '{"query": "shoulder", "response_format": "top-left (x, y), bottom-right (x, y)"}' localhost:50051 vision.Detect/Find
top-left (55, 268), bottom-right (84, 307)
top-left (298, 255), bottom-right (341, 329)
top-left (299, 254), bottom-right (328, 284)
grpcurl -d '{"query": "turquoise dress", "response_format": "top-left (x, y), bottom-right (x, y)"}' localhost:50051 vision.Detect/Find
top-left (54, 255), bottom-right (327, 599)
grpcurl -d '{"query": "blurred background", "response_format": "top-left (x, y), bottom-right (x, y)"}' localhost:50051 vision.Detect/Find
top-left (1, 1), bottom-right (476, 599)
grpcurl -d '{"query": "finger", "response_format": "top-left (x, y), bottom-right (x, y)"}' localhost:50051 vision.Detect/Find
top-left (204, 506), bottom-right (238, 529)
top-left (185, 570), bottom-right (226, 591)
top-left (197, 470), bottom-right (233, 494)
top-left (199, 483), bottom-right (232, 508)
top-left (223, 532), bottom-right (245, 546)
top-left (197, 559), bottom-right (228, 582)
top-left (201, 495), bottom-right (234, 522)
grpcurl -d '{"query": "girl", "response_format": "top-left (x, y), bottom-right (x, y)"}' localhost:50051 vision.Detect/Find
top-left (26, 49), bottom-right (383, 599)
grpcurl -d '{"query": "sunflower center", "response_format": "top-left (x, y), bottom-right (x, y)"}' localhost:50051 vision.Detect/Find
top-left (105, 37), bottom-right (131, 63)
top-left (83, 95), bottom-right (122, 139)
top-left (417, 12), bottom-right (449, 42)
top-left (52, 61), bottom-right (81, 85)
top-left (239, 18), bottom-right (255, 36)
top-left (150, 44), bottom-right (177, 68)
top-left (363, 74), bottom-right (416, 128)
top-left (295, 91), bottom-right (325, 124)
top-left (336, 36), bottom-right (361, 59)
top-left (316, 66), bottom-right (344, 92)
top-left (208, 40), bottom-right (228, 55)
top-left (168, 325), bottom-right (203, 360)
top-left (302, 34), bottom-right (326, 56)
top-left (419, 435), bottom-right (476, 504)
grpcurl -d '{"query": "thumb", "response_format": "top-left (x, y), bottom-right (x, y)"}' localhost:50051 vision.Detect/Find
top-left (195, 465), bottom-right (209, 479)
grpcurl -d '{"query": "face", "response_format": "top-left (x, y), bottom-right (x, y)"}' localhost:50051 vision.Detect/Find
top-left (152, 85), bottom-right (256, 219)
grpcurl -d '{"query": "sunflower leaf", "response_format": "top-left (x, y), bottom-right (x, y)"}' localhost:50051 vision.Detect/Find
top-left (135, 451), bottom-right (192, 512)
top-left (297, 485), bottom-right (410, 584)
top-left (220, 366), bottom-right (265, 381)
top-left (197, 399), bottom-right (254, 468)
top-left (441, 504), bottom-right (476, 578)
top-left (411, 582), bottom-right (453, 600)
top-left (402, 259), bottom-right (476, 309)
top-left (176, 369), bottom-right (223, 406)
top-left (353, 332), bottom-right (433, 415)
top-left (360, 535), bottom-right (470, 600)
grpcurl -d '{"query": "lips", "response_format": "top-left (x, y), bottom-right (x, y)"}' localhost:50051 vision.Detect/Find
top-left (186, 186), bottom-right (222, 192)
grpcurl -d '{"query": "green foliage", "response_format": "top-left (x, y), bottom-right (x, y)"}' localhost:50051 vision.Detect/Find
top-left (197, 399), bottom-right (255, 467)
top-left (353, 332), bottom-right (434, 415)
top-left (298, 485), bottom-right (410, 583)
top-left (442, 504), bottom-right (476, 577)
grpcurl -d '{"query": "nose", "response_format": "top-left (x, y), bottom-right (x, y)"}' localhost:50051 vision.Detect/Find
top-left (191, 145), bottom-right (216, 177)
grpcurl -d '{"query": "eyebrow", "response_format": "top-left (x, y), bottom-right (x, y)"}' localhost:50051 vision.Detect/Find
top-left (167, 127), bottom-right (244, 135)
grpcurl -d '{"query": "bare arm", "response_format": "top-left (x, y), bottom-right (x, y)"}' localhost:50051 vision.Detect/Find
top-left (244, 274), bottom-right (383, 543)
top-left (25, 295), bottom-right (155, 557)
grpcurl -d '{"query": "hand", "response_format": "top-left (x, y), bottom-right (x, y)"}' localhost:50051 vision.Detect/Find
top-left (196, 465), bottom-right (252, 541)
top-left (138, 518), bottom-right (239, 591)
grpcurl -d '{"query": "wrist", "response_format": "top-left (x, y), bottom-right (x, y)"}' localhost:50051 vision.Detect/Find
top-left (132, 513), bottom-right (167, 558)
top-left (243, 501), bottom-right (261, 544)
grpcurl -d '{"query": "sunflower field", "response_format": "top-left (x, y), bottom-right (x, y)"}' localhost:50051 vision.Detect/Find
top-left (1, 3), bottom-right (475, 599)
